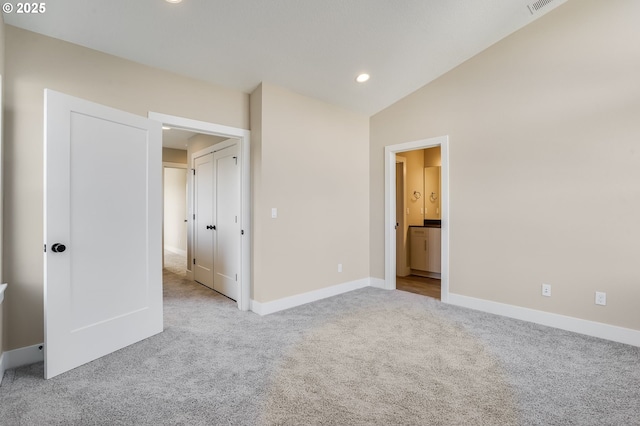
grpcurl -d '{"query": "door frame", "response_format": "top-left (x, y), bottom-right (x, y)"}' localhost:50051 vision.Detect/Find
top-left (395, 157), bottom-right (410, 277)
top-left (162, 162), bottom-right (189, 267)
top-left (149, 112), bottom-right (251, 311)
top-left (384, 136), bottom-right (450, 302)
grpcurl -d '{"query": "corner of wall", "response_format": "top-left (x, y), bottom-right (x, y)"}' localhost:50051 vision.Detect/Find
top-left (248, 83), bottom-right (263, 301)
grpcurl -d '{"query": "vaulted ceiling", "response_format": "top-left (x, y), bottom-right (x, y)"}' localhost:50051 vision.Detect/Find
top-left (4, 0), bottom-right (567, 115)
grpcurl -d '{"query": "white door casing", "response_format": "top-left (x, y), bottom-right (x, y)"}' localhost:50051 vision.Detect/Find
top-left (213, 145), bottom-right (240, 300)
top-left (384, 136), bottom-right (449, 301)
top-left (44, 90), bottom-right (163, 379)
top-left (194, 153), bottom-right (215, 288)
top-left (148, 112), bottom-right (250, 311)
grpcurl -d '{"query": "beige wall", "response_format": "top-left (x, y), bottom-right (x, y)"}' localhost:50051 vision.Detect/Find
top-left (0, 13), bottom-right (5, 354)
top-left (0, 302), bottom-right (3, 355)
top-left (0, 13), bottom-right (4, 73)
top-left (250, 83), bottom-right (369, 302)
top-left (3, 26), bottom-right (249, 350)
top-left (162, 148), bottom-right (187, 164)
top-left (164, 168), bottom-right (188, 253)
top-left (370, 0), bottom-right (640, 330)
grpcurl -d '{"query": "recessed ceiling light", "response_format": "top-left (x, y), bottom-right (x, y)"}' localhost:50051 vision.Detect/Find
top-left (166, 0), bottom-right (182, 3)
top-left (356, 73), bottom-right (370, 83)
top-left (162, 126), bottom-right (171, 130)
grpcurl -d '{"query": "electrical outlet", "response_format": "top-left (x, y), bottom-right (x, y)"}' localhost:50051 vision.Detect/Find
top-left (542, 283), bottom-right (551, 297)
top-left (595, 291), bottom-right (607, 306)
top-left (338, 263), bottom-right (343, 273)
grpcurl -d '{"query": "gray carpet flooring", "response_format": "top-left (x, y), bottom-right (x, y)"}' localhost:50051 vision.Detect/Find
top-left (1, 252), bottom-right (639, 425)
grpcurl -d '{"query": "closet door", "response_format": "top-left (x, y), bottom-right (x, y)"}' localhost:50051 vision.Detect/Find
top-left (193, 153), bottom-right (215, 288)
top-left (212, 145), bottom-right (240, 300)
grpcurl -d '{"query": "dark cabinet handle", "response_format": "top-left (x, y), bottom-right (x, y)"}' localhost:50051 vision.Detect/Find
top-left (51, 243), bottom-right (66, 253)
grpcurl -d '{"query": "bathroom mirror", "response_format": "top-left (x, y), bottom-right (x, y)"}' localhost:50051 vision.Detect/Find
top-left (423, 166), bottom-right (441, 219)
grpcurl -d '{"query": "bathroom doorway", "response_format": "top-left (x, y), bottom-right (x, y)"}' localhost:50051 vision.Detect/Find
top-left (384, 135), bottom-right (449, 302)
top-left (394, 146), bottom-right (442, 299)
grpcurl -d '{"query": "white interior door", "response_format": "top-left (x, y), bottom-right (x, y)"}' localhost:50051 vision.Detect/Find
top-left (213, 145), bottom-right (240, 300)
top-left (44, 89), bottom-right (163, 379)
top-left (194, 153), bottom-right (214, 288)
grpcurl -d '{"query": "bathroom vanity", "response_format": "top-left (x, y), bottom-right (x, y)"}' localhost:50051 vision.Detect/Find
top-left (409, 220), bottom-right (441, 277)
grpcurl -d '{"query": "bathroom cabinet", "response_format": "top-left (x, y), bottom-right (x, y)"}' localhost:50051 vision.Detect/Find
top-left (410, 227), bottom-right (429, 271)
top-left (410, 226), bottom-right (441, 274)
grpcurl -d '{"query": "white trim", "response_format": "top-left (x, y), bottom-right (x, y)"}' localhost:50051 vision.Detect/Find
top-left (162, 162), bottom-right (188, 169)
top-left (369, 278), bottom-right (387, 289)
top-left (0, 352), bottom-right (4, 385)
top-left (2, 343), bottom-right (45, 371)
top-left (162, 162), bottom-right (189, 272)
top-left (448, 293), bottom-right (640, 348)
top-left (251, 278), bottom-right (371, 316)
top-left (384, 136), bottom-right (450, 302)
top-left (149, 112), bottom-right (251, 311)
top-left (0, 283), bottom-right (7, 305)
top-left (394, 157), bottom-right (410, 277)
top-left (186, 269), bottom-right (194, 281)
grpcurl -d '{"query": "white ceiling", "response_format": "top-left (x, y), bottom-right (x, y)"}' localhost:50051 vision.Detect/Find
top-left (162, 128), bottom-right (195, 150)
top-left (4, 0), bottom-right (566, 115)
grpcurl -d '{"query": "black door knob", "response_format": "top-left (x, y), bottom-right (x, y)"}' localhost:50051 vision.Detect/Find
top-left (51, 243), bottom-right (66, 253)
top-left (206, 225), bottom-right (213, 230)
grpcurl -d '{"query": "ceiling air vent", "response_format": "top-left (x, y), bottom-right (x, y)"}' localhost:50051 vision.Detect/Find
top-left (527, 0), bottom-right (555, 15)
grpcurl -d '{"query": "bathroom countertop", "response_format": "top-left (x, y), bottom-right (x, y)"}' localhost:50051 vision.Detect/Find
top-left (409, 220), bottom-right (441, 228)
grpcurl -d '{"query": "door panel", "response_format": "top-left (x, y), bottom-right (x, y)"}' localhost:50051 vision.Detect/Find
top-left (213, 145), bottom-right (240, 300)
top-left (44, 90), bottom-right (162, 379)
top-left (194, 153), bottom-right (214, 288)
top-left (70, 113), bottom-right (149, 328)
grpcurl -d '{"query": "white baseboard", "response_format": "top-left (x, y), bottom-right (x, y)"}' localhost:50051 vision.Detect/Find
top-left (251, 278), bottom-right (371, 316)
top-left (0, 352), bottom-right (5, 385)
top-left (1, 343), bottom-right (45, 373)
top-left (186, 269), bottom-right (194, 281)
top-left (369, 277), bottom-right (387, 289)
top-left (448, 293), bottom-right (640, 348)
top-left (164, 246), bottom-right (187, 257)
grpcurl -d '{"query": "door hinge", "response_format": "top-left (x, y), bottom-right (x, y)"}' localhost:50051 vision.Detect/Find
top-left (193, 214), bottom-right (195, 220)
top-left (233, 156), bottom-right (238, 165)
top-left (192, 169), bottom-right (196, 175)
top-left (44, 244), bottom-right (47, 253)
top-left (235, 274), bottom-right (238, 281)
top-left (235, 215), bottom-right (238, 223)
top-left (193, 258), bottom-right (196, 265)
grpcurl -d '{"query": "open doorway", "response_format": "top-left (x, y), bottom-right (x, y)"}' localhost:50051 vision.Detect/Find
top-left (151, 112), bottom-right (251, 311)
top-left (394, 146), bottom-right (442, 299)
top-left (384, 136), bottom-right (449, 302)
top-left (163, 164), bottom-right (188, 273)
top-left (161, 128), bottom-right (191, 276)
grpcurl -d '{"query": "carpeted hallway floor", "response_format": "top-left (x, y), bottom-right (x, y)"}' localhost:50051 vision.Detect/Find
top-left (1, 253), bottom-right (639, 425)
